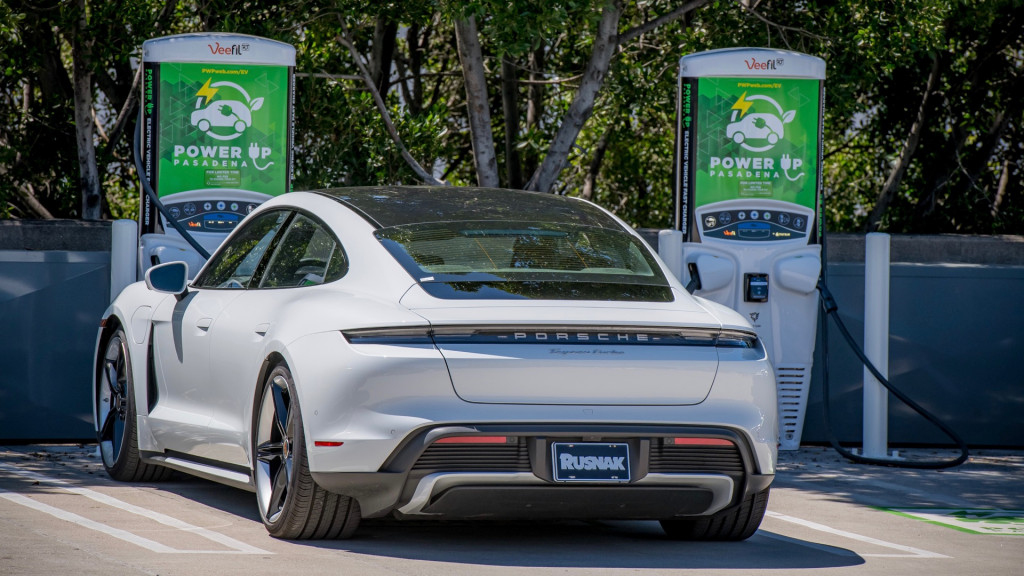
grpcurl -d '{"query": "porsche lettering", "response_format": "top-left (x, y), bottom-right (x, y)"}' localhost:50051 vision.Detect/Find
top-left (512, 332), bottom-right (649, 342)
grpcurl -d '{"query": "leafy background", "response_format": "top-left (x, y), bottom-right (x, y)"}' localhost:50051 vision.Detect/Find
top-left (0, 0), bottom-right (1021, 233)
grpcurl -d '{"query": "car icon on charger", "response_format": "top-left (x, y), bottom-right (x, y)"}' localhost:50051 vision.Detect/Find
top-left (191, 100), bottom-right (254, 134)
top-left (727, 113), bottom-right (790, 145)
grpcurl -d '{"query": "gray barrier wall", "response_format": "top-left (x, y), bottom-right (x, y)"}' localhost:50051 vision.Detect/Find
top-left (803, 234), bottom-right (1024, 447)
top-left (0, 220), bottom-right (112, 441)
top-left (2, 222), bottom-right (1022, 447)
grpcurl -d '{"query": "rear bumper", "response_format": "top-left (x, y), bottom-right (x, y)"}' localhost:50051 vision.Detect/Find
top-left (311, 423), bottom-right (774, 519)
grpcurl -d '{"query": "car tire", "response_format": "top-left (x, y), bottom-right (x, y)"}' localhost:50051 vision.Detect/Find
top-left (253, 364), bottom-right (361, 539)
top-left (198, 119), bottom-right (211, 132)
top-left (95, 328), bottom-right (171, 482)
top-left (660, 486), bottom-right (770, 541)
top-left (234, 120), bottom-right (246, 133)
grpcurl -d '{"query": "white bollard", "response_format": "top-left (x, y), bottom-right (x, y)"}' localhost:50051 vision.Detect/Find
top-left (110, 219), bottom-right (138, 303)
top-left (863, 232), bottom-right (891, 458)
top-left (658, 229), bottom-right (685, 283)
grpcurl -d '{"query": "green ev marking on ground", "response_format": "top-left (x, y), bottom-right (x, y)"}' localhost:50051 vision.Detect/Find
top-left (882, 508), bottom-right (1024, 535)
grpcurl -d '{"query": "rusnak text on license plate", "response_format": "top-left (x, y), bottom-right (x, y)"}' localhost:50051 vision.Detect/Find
top-left (553, 443), bottom-right (630, 482)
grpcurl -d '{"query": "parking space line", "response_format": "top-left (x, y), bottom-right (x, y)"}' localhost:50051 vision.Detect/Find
top-left (757, 530), bottom-right (860, 557)
top-left (0, 462), bottom-right (271, 555)
top-left (766, 511), bottom-right (950, 558)
top-left (1, 489), bottom-right (181, 553)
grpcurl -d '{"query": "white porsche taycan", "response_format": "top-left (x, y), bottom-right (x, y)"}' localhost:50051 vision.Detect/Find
top-left (95, 186), bottom-right (777, 540)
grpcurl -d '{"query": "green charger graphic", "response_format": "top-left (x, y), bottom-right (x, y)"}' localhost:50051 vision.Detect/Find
top-left (694, 77), bottom-right (820, 211)
top-left (156, 62), bottom-right (290, 197)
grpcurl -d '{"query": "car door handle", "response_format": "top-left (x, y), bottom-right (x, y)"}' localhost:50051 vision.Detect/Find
top-left (196, 317), bottom-right (213, 331)
top-left (254, 323), bottom-right (271, 337)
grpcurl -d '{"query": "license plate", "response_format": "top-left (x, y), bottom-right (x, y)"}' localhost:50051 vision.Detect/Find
top-left (552, 443), bottom-right (630, 482)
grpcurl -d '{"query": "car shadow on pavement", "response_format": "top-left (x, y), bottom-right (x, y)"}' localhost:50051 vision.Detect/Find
top-left (289, 519), bottom-right (865, 570)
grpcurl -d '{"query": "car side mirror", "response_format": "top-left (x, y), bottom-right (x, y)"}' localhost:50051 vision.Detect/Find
top-left (145, 261), bottom-right (189, 298)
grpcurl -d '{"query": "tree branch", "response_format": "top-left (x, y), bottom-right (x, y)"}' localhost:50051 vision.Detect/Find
top-left (581, 128), bottom-right (611, 201)
top-left (100, 64), bottom-right (142, 159)
top-left (991, 160), bottom-right (1009, 222)
top-left (336, 19), bottom-right (442, 186)
top-left (517, 74), bottom-right (582, 86)
top-left (527, 0), bottom-right (622, 194)
top-left (620, 0), bottom-right (711, 45)
top-left (865, 56), bottom-right (940, 231)
top-left (15, 182), bottom-right (56, 219)
top-left (295, 71), bottom-right (361, 81)
top-left (733, 0), bottom-right (828, 41)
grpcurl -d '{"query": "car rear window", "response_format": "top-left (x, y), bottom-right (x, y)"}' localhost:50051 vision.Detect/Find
top-left (376, 221), bottom-right (673, 301)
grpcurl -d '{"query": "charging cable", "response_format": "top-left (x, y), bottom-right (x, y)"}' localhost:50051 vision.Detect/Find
top-left (132, 109), bottom-right (211, 260)
top-left (816, 240), bottom-right (969, 469)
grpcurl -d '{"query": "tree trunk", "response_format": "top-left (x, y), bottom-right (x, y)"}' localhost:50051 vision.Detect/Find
top-left (581, 129), bottom-right (611, 201)
top-left (865, 56), bottom-right (939, 231)
top-left (527, 0), bottom-right (622, 194)
top-left (454, 15), bottom-right (499, 187)
top-left (991, 160), bottom-right (1009, 223)
top-left (500, 57), bottom-right (523, 189)
top-left (522, 44), bottom-right (546, 179)
top-left (71, 0), bottom-right (101, 220)
top-left (370, 17), bottom-right (398, 96)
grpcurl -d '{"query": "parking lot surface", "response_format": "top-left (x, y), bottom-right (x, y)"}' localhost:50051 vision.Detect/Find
top-left (1, 444), bottom-right (1021, 575)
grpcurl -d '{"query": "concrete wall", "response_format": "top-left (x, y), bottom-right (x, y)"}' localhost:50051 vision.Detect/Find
top-left (803, 234), bottom-right (1024, 447)
top-left (2, 221), bottom-right (1022, 447)
top-left (0, 220), bottom-right (112, 441)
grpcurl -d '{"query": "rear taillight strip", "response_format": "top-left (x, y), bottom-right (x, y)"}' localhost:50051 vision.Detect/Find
top-left (343, 326), bottom-right (757, 349)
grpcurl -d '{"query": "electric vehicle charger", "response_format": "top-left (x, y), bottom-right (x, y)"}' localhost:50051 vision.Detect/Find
top-left (129, 33), bottom-right (296, 277)
top-left (815, 233), bottom-right (969, 469)
top-left (670, 48), bottom-right (968, 466)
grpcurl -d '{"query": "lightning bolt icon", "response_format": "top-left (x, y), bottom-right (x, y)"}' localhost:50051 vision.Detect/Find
top-left (196, 78), bottom-right (218, 105)
top-left (731, 91), bottom-right (753, 119)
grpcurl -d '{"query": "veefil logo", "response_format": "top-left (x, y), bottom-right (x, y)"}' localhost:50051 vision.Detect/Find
top-left (207, 42), bottom-right (250, 56)
top-left (178, 78), bottom-right (274, 171)
top-left (710, 90), bottom-right (805, 182)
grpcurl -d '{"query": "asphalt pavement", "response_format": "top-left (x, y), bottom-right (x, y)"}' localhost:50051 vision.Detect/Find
top-left (0, 444), bottom-right (1021, 575)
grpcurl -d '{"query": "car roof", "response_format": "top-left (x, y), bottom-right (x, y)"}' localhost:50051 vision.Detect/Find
top-left (313, 186), bottom-right (621, 230)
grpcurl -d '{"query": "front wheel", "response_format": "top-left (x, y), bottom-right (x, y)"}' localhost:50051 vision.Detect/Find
top-left (253, 364), bottom-right (361, 539)
top-left (660, 487), bottom-right (770, 541)
top-left (95, 328), bottom-right (170, 482)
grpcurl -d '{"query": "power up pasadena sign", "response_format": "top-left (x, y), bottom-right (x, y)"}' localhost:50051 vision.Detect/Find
top-left (676, 48), bottom-right (826, 235)
top-left (141, 34), bottom-right (295, 200)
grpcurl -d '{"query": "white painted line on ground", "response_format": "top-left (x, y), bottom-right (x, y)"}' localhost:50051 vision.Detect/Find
top-left (0, 461), bottom-right (271, 555)
top-left (1, 489), bottom-right (179, 553)
top-left (766, 511), bottom-right (950, 558)
top-left (757, 530), bottom-right (859, 557)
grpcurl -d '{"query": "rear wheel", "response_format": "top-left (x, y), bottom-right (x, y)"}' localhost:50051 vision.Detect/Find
top-left (660, 487), bottom-right (770, 541)
top-left (95, 328), bottom-right (170, 482)
top-left (253, 364), bottom-right (361, 539)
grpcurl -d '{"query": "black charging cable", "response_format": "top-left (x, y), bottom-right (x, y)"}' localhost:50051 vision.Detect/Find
top-left (816, 234), bottom-right (969, 469)
top-left (132, 109), bottom-right (211, 260)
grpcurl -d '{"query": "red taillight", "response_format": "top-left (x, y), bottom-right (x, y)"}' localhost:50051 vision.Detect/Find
top-left (434, 436), bottom-right (510, 444)
top-left (314, 441), bottom-right (344, 447)
top-left (666, 437), bottom-right (734, 447)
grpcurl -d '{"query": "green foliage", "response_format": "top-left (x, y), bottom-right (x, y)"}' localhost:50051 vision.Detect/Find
top-left (0, 0), bottom-right (1020, 235)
